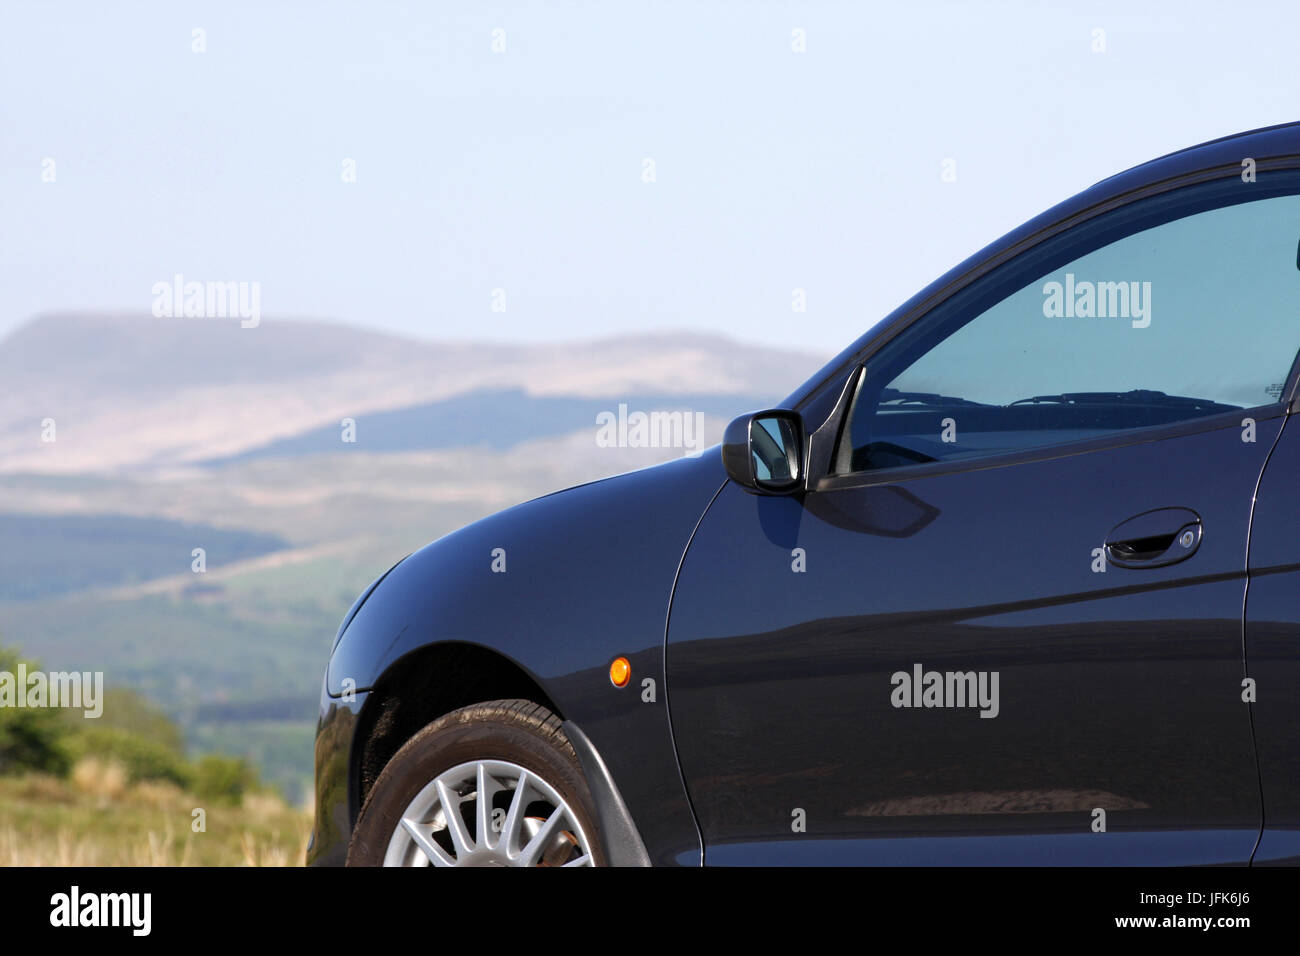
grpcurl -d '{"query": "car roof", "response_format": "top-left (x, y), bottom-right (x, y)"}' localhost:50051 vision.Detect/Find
top-left (1092, 120), bottom-right (1300, 190)
top-left (785, 122), bottom-right (1300, 409)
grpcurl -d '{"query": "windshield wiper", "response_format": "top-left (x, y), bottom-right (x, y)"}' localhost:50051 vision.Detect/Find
top-left (879, 387), bottom-right (990, 408)
top-left (1007, 389), bottom-right (1239, 412)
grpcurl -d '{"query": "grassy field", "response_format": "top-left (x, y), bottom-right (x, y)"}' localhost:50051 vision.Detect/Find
top-left (0, 766), bottom-right (309, 866)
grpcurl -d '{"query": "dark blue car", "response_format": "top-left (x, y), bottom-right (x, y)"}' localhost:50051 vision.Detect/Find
top-left (311, 122), bottom-right (1300, 867)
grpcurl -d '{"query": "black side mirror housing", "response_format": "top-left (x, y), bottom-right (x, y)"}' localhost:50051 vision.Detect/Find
top-left (721, 410), bottom-right (805, 495)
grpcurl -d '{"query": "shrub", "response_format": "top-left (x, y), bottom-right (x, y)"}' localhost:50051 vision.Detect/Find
top-left (63, 726), bottom-right (192, 788)
top-left (192, 754), bottom-right (256, 804)
top-left (0, 646), bottom-right (72, 776)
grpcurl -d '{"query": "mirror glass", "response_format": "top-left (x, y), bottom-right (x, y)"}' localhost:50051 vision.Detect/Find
top-left (751, 415), bottom-right (800, 486)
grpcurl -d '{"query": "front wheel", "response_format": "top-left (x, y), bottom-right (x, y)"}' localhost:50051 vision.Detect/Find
top-left (347, 699), bottom-right (604, 867)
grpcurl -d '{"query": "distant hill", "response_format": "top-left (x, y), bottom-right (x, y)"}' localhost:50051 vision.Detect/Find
top-left (0, 512), bottom-right (287, 601)
top-left (204, 387), bottom-right (772, 463)
top-left (0, 313), bottom-right (827, 473)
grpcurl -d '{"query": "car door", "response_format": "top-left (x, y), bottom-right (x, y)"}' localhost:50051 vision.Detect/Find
top-left (666, 171), bottom-right (1300, 864)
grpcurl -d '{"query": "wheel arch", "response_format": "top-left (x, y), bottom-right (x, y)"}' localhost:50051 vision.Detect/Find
top-left (350, 640), bottom-right (650, 865)
top-left (352, 641), bottom-right (561, 818)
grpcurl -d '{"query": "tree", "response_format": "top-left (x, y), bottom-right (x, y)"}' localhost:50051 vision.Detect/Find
top-left (0, 645), bottom-right (71, 776)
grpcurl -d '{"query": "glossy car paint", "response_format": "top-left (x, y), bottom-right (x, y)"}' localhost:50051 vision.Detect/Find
top-left (314, 455), bottom-right (727, 866)
top-left (667, 411), bottom-right (1281, 864)
top-left (311, 122), bottom-right (1300, 866)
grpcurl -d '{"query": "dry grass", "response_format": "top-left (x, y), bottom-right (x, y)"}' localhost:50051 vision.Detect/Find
top-left (0, 773), bottom-right (310, 866)
top-left (70, 757), bottom-right (129, 804)
top-left (133, 780), bottom-right (185, 809)
top-left (240, 790), bottom-right (287, 822)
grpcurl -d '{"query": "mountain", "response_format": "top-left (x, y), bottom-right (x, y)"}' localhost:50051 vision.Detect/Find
top-left (203, 388), bottom-right (774, 463)
top-left (0, 313), bottom-right (827, 473)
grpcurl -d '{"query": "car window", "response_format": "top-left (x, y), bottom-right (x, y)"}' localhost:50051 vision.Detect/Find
top-left (836, 180), bottom-right (1300, 475)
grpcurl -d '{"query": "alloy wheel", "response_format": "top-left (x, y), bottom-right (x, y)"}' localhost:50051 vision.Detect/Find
top-left (382, 758), bottom-right (594, 867)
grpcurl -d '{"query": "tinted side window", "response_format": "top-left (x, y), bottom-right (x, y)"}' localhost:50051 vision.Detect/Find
top-left (837, 181), bottom-right (1300, 475)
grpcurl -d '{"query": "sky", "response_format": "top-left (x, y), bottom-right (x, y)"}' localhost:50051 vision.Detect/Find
top-left (2, 1), bottom-right (1298, 354)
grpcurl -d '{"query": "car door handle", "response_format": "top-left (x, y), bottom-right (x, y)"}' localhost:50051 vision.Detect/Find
top-left (1104, 507), bottom-right (1203, 569)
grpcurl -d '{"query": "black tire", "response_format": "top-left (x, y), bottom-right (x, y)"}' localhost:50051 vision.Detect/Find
top-left (347, 699), bottom-right (605, 866)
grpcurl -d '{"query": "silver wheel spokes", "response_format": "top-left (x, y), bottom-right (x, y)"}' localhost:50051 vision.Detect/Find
top-left (383, 759), bottom-right (593, 867)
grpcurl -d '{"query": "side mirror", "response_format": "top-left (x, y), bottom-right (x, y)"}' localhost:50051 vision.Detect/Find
top-left (721, 410), bottom-right (805, 495)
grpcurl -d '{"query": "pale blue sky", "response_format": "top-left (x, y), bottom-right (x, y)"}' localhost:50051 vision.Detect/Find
top-left (2, 1), bottom-right (1298, 352)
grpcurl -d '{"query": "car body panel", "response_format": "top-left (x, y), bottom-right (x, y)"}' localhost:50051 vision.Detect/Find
top-left (319, 452), bottom-right (727, 865)
top-left (308, 684), bottom-right (368, 867)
